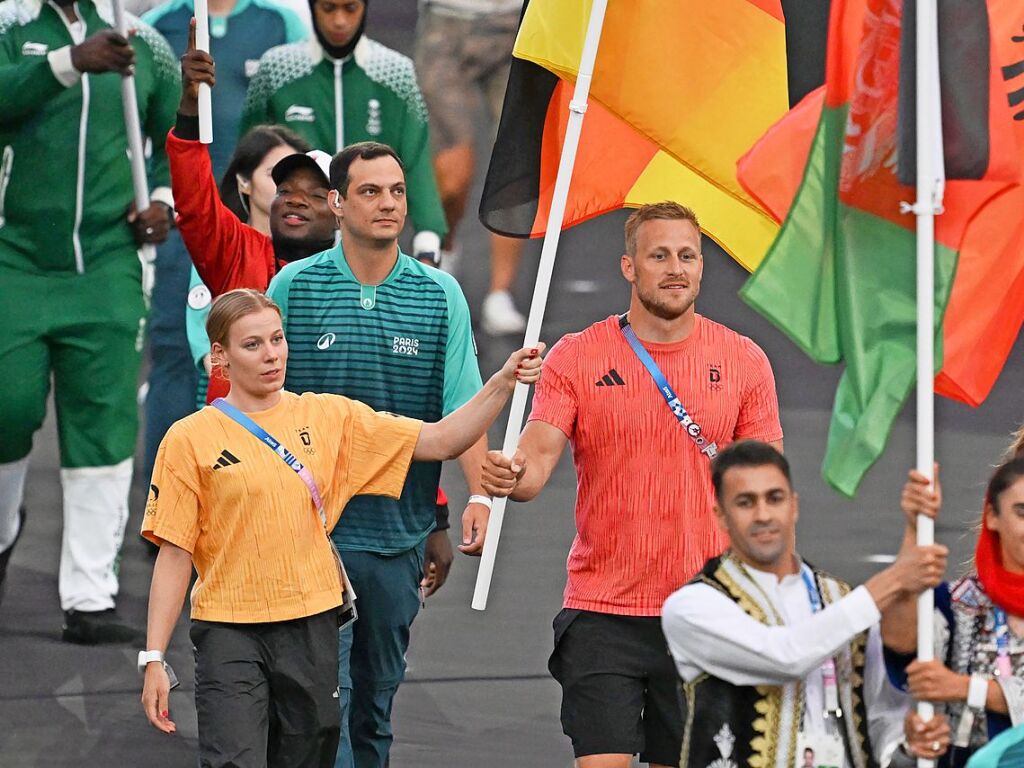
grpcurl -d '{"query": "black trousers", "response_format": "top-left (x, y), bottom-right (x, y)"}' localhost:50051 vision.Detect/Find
top-left (191, 608), bottom-right (340, 768)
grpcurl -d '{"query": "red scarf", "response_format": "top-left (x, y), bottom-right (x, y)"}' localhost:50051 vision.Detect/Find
top-left (975, 512), bottom-right (1024, 617)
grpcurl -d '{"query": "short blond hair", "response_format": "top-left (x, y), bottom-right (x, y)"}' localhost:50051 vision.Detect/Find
top-left (206, 289), bottom-right (281, 348)
top-left (624, 201), bottom-right (700, 256)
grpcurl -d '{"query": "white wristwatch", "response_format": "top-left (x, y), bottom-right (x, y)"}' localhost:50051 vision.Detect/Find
top-left (137, 649), bottom-right (166, 674)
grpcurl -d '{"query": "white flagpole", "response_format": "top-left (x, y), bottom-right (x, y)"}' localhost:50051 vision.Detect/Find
top-left (194, 0), bottom-right (214, 144)
top-left (912, 0), bottom-right (945, 763)
top-left (472, 0), bottom-right (609, 611)
top-left (111, 0), bottom-right (156, 298)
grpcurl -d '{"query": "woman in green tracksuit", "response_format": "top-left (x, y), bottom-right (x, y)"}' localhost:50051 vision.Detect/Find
top-left (0, 0), bottom-right (179, 642)
top-left (239, 0), bottom-right (447, 263)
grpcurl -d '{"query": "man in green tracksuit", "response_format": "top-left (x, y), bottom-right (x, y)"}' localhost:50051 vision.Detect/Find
top-left (0, 0), bottom-right (179, 642)
top-left (240, 0), bottom-right (447, 263)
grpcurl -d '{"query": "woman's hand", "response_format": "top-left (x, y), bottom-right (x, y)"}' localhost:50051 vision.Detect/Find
top-left (497, 343), bottom-right (546, 389)
top-left (141, 662), bottom-right (177, 734)
top-left (906, 658), bottom-right (969, 702)
top-left (900, 465), bottom-right (941, 532)
top-left (903, 710), bottom-right (951, 760)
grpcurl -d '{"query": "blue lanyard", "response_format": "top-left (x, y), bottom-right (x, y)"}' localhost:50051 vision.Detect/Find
top-left (618, 314), bottom-right (717, 459)
top-left (801, 566), bottom-right (824, 612)
top-left (800, 564), bottom-right (842, 719)
top-left (212, 398), bottom-right (326, 524)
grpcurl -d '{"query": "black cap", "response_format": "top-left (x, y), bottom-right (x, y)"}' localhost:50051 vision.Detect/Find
top-left (271, 150), bottom-right (332, 187)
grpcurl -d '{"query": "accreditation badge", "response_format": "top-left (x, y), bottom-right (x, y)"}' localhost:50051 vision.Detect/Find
top-left (795, 732), bottom-right (845, 768)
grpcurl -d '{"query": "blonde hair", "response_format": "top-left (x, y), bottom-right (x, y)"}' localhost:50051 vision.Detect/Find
top-left (206, 289), bottom-right (282, 348)
top-left (1007, 423), bottom-right (1024, 461)
top-left (624, 201), bottom-right (701, 256)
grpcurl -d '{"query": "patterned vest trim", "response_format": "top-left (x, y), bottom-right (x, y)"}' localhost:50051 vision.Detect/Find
top-left (943, 576), bottom-right (1023, 754)
top-left (680, 553), bottom-right (877, 768)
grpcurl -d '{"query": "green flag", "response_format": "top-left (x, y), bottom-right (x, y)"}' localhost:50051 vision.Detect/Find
top-left (740, 0), bottom-right (1009, 495)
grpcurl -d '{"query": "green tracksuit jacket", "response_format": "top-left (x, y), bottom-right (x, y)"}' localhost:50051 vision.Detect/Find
top-left (240, 36), bottom-right (447, 254)
top-left (0, 0), bottom-right (179, 274)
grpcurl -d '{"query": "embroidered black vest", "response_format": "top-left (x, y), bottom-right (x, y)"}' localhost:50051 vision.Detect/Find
top-left (679, 555), bottom-right (877, 768)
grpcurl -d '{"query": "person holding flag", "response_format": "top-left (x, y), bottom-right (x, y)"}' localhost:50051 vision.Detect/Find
top-left (0, 0), bottom-right (179, 642)
top-left (139, 0), bottom-right (309, 479)
top-left (139, 287), bottom-right (544, 767)
top-left (168, 17), bottom-right (336, 376)
top-left (661, 440), bottom-right (952, 768)
top-left (883, 458), bottom-right (1024, 767)
top-left (481, 202), bottom-right (783, 768)
top-left (239, 0), bottom-right (447, 266)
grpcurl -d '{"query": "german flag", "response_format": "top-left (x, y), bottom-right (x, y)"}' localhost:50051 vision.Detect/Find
top-left (479, 0), bottom-right (827, 271)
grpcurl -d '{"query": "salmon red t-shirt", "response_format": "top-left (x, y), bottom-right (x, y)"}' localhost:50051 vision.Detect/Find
top-left (528, 314), bottom-right (783, 616)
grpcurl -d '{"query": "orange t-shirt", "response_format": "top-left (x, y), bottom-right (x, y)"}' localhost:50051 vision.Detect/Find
top-left (528, 314), bottom-right (783, 616)
top-left (142, 391), bottom-right (422, 623)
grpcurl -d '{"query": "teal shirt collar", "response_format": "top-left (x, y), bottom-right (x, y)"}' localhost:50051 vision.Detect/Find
top-left (329, 243), bottom-right (410, 310)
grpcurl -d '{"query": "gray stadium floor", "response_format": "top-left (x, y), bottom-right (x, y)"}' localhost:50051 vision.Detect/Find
top-left (3, 3), bottom-right (1023, 766)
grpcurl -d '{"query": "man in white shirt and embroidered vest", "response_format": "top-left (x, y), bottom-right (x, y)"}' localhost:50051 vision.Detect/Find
top-left (662, 440), bottom-right (952, 768)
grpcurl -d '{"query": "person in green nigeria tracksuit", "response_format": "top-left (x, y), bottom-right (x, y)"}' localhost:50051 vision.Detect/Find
top-left (239, 0), bottom-right (447, 263)
top-left (0, 0), bottom-right (179, 643)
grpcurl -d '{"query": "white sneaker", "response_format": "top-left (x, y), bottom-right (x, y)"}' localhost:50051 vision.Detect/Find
top-left (439, 245), bottom-right (461, 276)
top-left (481, 290), bottom-right (527, 335)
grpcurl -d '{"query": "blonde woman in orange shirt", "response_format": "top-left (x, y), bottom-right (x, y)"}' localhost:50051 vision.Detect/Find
top-left (139, 288), bottom-right (542, 768)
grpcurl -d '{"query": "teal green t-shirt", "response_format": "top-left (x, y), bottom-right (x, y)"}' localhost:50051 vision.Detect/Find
top-left (268, 245), bottom-right (481, 553)
top-left (966, 725), bottom-right (1024, 768)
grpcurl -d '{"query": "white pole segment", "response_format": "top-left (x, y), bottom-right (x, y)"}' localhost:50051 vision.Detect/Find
top-left (111, 0), bottom-right (156, 297)
top-left (472, 0), bottom-right (609, 611)
top-left (194, 0), bottom-right (214, 144)
top-left (913, 0), bottom-right (945, 764)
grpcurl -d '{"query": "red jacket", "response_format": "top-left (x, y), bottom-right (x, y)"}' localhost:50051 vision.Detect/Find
top-left (168, 129), bottom-right (278, 296)
top-left (168, 129), bottom-right (280, 401)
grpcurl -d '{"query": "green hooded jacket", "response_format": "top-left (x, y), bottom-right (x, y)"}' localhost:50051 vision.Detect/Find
top-left (0, 0), bottom-right (179, 274)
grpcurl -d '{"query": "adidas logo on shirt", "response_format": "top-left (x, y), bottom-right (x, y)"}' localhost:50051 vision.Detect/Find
top-left (595, 369), bottom-right (625, 387)
top-left (212, 450), bottom-right (241, 470)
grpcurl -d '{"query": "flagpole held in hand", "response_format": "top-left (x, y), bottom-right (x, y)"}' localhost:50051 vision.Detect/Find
top-left (110, 0), bottom-right (156, 300)
top-left (472, 0), bottom-right (609, 611)
top-left (194, 0), bottom-right (213, 144)
top-left (907, 0), bottom-right (945, 764)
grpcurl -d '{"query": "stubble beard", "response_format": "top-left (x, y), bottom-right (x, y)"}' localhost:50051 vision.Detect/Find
top-left (636, 284), bottom-right (696, 321)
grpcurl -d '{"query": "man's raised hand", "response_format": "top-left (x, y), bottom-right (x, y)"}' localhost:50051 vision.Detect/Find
top-left (178, 18), bottom-right (215, 116)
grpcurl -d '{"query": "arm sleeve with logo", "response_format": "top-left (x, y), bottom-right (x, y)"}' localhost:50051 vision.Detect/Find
top-left (734, 337), bottom-right (784, 443)
top-left (0, 29), bottom-right (72, 125)
top-left (526, 336), bottom-right (579, 440)
top-left (331, 396), bottom-right (422, 500)
top-left (439, 273), bottom-right (482, 416)
top-left (141, 426), bottom-right (202, 552)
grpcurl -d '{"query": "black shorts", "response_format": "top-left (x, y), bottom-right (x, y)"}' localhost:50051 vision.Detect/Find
top-left (548, 608), bottom-right (683, 766)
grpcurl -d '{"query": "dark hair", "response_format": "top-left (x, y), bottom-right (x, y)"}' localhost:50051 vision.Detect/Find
top-left (985, 456), bottom-right (1024, 515)
top-left (329, 141), bottom-right (403, 196)
top-left (624, 201), bottom-right (701, 256)
top-left (218, 125), bottom-right (311, 221)
top-left (711, 440), bottom-right (792, 500)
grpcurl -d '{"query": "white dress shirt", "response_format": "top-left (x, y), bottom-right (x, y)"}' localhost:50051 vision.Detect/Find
top-left (662, 561), bottom-right (908, 765)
